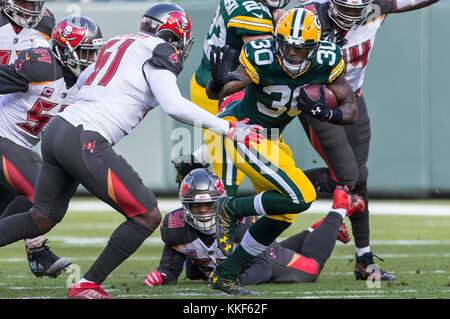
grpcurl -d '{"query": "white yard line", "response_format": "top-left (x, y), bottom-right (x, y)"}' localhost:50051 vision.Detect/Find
top-left (68, 198), bottom-right (450, 216)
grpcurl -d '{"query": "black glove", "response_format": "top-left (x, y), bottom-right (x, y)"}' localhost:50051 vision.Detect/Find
top-left (322, 30), bottom-right (348, 47)
top-left (208, 45), bottom-right (242, 93)
top-left (297, 86), bottom-right (332, 122)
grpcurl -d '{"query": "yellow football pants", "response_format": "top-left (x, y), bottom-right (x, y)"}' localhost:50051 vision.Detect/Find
top-left (205, 129), bottom-right (316, 223)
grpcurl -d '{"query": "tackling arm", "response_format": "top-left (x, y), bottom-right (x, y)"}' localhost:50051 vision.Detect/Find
top-left (145, 64), bottom-right (230, 135)
top-left (392, 0), bottom-right (439, 13)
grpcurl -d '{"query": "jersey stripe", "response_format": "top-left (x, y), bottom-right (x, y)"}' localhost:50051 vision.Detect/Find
top-left (239, 48), bottom-right (260, 84)
top-left (328, 58), bottom-right (345, 83)
top-left (228, 16), bottom-right (274, 33)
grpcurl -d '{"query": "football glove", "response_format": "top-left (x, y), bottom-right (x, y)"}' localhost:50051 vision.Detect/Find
top-left (144, 270), bottom-right (167, 286)
top-left (209, 45), bottom-right (242, 93)
top-left (297, 86), bottom-right (332, 122)
top-left (226, 118), bottom-right (264, 149)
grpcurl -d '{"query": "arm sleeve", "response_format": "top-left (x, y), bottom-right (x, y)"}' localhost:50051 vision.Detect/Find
top-left (156, 243), bottom-right (186, 284)
top-left (144, 63), bottom-right (230, 135)
top-left (0, 64), bottom-right (29, 94)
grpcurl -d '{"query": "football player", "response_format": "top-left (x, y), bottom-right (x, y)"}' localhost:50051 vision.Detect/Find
top-left (173, 0), bottom-right (290, 195)
top-left (295, 0), bottom-right (439, 281)
top-left (0, 2), bottom-right (264, 299)
top-left (0, 0), bottom-right (55, 65)
top-left (144, 168), bottom-right (353, 287)
top-left (203, 8), bottom-right (362, 295)
top-left (0, 15), bottom-right (103, 277)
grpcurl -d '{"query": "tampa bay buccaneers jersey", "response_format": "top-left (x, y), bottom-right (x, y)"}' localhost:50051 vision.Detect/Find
top-left (59, 33), bottom-right (184, 146)
top-left (299, 0), bottom-right (395, 92)
top-left (0, 8), bottom-right (55, 66)
top-left (194, 0), bottom-right (276, 88)
top-left (0, 47), bottom-right (79, 149)
top-left (156, 208), bottom-right (254, 283)
top-left (219, 37), bottom-right (344, 138)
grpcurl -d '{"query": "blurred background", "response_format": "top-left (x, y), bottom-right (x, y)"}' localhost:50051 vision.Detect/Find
top-left (44, 0), bottom-right (450, 198)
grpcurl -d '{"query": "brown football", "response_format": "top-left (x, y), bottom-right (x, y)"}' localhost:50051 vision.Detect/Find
top-left (301, 84), bottom-right (338, 110)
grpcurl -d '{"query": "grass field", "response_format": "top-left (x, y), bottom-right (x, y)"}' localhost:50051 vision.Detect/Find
top-left (0, 197), bottom-right (449, 300)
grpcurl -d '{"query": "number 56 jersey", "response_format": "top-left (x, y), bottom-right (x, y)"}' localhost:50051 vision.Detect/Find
top-left (226, 37), bottom-right (345, 138)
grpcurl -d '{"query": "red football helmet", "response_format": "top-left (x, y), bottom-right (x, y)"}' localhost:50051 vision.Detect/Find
top-left (179, 168), bottom-right (225, 234)
top-left (140, 2), bottom-right (194, 61)
top-left (51, 16), bottom-right (105, 77)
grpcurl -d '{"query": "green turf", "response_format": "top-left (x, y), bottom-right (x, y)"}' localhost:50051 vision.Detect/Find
top-left (0, 200), bottom-right (449, 299)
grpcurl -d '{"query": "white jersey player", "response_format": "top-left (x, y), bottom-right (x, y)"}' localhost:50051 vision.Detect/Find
top-left (0, 3), bottom-right (265, 300)
top-left (0, 16), bottom-right (104, 279)
top-left (0, 0), bottom-right (55, 91)
top-left (296, 0), bottom-right (438, 281)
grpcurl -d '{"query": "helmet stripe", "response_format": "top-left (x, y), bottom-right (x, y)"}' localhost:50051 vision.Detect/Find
top-left (292, 8), bottom-right (305, 39)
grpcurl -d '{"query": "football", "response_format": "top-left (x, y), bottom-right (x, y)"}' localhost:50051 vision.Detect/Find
top-left (301, 84), bottom-right (338, 110)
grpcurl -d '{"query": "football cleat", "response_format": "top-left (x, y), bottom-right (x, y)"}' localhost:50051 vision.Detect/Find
top-left (209, 271), bottom-right (258, 296)
top-left (26, 238), bottom-right (72, 278)
top-left (332, 185), bottom-right (365, 217)
top-left (215, 196), bottom-right (238, 257)
top-left (354, 252), bottom-right (397, 281)
top-left (68, 282), bottom-right (113, 299)
top-left (309, 217), bottom-right (351, 244)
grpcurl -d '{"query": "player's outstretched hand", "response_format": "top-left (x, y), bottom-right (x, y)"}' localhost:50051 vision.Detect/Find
top-left (297, 86), bottom-right (332, 122)
top-left (226, 118), bottom-right (264, 149)
top-left (144, 270), bottom-right (166, 286)
top-left (209, 45), bottom-right (242, 93)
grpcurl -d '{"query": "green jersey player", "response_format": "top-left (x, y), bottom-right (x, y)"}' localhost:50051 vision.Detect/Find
top-left (204, 8), bottom-right (360, 295)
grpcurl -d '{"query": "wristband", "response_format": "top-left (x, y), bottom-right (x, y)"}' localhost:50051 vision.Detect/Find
top-left (327, 109), bottom-right (343, 124)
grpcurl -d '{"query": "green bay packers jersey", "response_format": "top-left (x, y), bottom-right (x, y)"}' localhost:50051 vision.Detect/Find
top-left (220, 37), bottom-right (345, 138)
top-left (194, 0), bottom-right (275, 88)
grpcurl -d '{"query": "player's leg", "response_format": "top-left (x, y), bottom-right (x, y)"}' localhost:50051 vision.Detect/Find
top-left (345, 92), bottom-right (396, 280)
top-left (207, 137), bottom-right (316, 294)
top-left (270, 187), bottom-right (358, 283)
top-left (38, 119), bottom-right (161, 298)
top-left (206, 128), bottom-right (245, 197)
top-left (0, 185), bottom-right (17, 214)
top-left (0, 136), bottom-right (71, 278)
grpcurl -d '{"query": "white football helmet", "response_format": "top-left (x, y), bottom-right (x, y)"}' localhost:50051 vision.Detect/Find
top-left (328, 0), bottom-right (374, 30)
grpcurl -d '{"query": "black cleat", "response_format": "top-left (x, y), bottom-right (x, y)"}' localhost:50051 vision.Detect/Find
top-left (215, 196), bottom-right (238, 257)
top-left (26, 239), bottom-right (72, 278)
top-left (354, 252), bottom-right (397, 281)
top-left (209, 271), bottom-right (258, 296)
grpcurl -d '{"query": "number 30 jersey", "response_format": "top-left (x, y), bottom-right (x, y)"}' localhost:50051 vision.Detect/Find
top-left (224, 37), bottom-right (344, 138)
top-left (0, 47), bottom-right (79, 149)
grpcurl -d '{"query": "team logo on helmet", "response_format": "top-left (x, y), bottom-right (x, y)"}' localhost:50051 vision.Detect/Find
top-left (159, 12), bottom-right (192, 39)
top-left (52, 22), bottom-right (88, 48)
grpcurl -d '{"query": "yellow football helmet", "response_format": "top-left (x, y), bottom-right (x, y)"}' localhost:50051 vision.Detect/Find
top-left (274, 8), bottom-right (322, 76)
